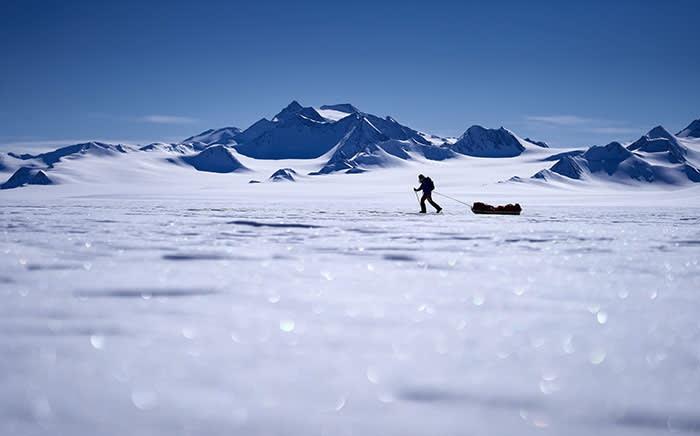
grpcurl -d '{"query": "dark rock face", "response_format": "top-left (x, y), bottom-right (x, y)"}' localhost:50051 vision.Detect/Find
top-left (677, 119), bottom-right (700, 138)
top-left (269, 168), bottom-right (297, 182)
top-left (1, 168), bottom-right (54, 189)
top-left (181, 145), bottom-right (248, 173)
top-left (627, 126), bottom-right (687, 164)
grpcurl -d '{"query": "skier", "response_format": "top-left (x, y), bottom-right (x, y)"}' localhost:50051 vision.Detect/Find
top-left (414, 174), bottom-right (442, 214)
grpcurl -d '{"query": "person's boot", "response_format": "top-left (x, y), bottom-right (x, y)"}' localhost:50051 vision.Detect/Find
top-left (436, 207), bottom-right (443, 214)
top-left (419, 210), bottom-right (426, 213)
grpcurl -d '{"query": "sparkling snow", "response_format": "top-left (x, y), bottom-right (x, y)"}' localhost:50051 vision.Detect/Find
top-left (1, 158), bottom-right (699, 436)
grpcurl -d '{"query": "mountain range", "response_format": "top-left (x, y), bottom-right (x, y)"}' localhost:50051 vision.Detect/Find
top-left (530, 126), bottom-right (700, 184)
top-left (1, 101), bottom-right (699, 190)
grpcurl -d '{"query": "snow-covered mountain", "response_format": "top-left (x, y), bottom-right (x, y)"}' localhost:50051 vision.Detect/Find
top-left (2, 103), bottom-right (699, 190)
top-left (532, 127), bottom-right (700, 184)
top-left (183, 127), bottom-right (242, 146)
top-left (677, 118), bottom-right (700, 138)
top-left (9, 141), bottom-right (131, 167)
top-left (627, 126), bottom-right (687, 163)
top-left (1, 167), bottom-right (52, 189)
top-left (449, 126), bottom-right (545, 157)
top-left (524, 137), bottom-right (549, 148)
top-left (179, 145), bottom-right (248, 173)
top-left (139, 142), bottom-right (195, 153)
top-left (231, 101), bottom-right (447, 171)
top-left (234, 118), bottom-right (276, 144)
top-left (0, 152), bottom-right (24, 173)
top-left (235, 103), bottom-right (352, 159)
top-left (269, 168), bottom-right (297, 182)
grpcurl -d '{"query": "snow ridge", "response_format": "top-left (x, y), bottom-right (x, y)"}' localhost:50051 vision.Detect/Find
top-left (183, 127), bottom-right (242, 146)
top-left (533, 127), bottom-right (700, 184)
top-left (3, 103), bottom-right (700, 189)
top-left (9, 142), bottom-right (130, 167)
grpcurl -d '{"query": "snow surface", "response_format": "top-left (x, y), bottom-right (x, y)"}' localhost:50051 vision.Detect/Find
top-left (2, 103), bottom-right (700, 435)
top-left (316, 108), bottom-right (353, 122)
top-left (1, 155), bottom-right (699, 436)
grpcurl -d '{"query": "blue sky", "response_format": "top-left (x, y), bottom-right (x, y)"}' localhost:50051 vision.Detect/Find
top-left (1, 0), bottom-right (698, 151)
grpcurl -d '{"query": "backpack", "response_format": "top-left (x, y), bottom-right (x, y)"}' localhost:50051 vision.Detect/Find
top-left (424, 177), bottom-right (435, 191)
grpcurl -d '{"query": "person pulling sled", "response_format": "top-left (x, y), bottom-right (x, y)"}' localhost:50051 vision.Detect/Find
top-left (414, 174), bottom-right (442, 214)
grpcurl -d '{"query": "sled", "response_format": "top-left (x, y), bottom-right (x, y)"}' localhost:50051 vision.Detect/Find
top-left (471, 202), bottom-right (522, 215)
top-left (471, 208), bottom-right (521, 215)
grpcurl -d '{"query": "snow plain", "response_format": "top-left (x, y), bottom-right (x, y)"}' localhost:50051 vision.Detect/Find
top-left (1, 152), bottom-right (699, 436)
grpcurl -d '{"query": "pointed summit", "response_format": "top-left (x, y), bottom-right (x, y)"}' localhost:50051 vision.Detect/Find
top-left (1, 167), bottom-right (55, 189)
top-left (236, 118), bottom-right (275, 143)
top-left (272, 100), bottom-right (304, 122)
top-left (583, 141), bottom-right (632, 162)
top-left (628, 125), bottom-right (686, 163)
top-left (677, 119), bottom-right (700, 138)
top-left (645, 125), bottom-right (675, 141)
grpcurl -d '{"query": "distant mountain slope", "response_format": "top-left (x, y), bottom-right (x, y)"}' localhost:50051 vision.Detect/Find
top-left (1, 168), bottom-right (53, 189)
top-left (183, 127), bottom-right (241, 146)
top-left (235, 112), bottom-right (347, 159)
top-left (9, 142), bottom-right (130, 167)
top-left (524, 137), bottom-right (549, 148)
top-left (177, 102), bottom-right (546, 171)
top-left (3, 106), bottom-right (700, 191)
top-left (269, 168), bottom-right (297, 182)
top-left (319, 104), bottom-right (360, 114)
top-left (627, 126), bottom-right (687, 163)
top-left (235, 118), bottom-right (276, 144)
top-left (271, 100), bottom-right (304, 122)
top-left (233, 101), bottom-right (436, 164)
top-left (0, 152), bottom-right (27, 173)
top-left (532, 127), bottom-right (700, 184)
top-left (677, 119), bottom-right (700, 138)
top-left (180, 145), bottom-right (248, 173)
top-left (449, 126), bottom-right (527, 157)
top-left (313, 112), bottom-right (456, 174)
top-left (140, 143), bottom-right (195, 153)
